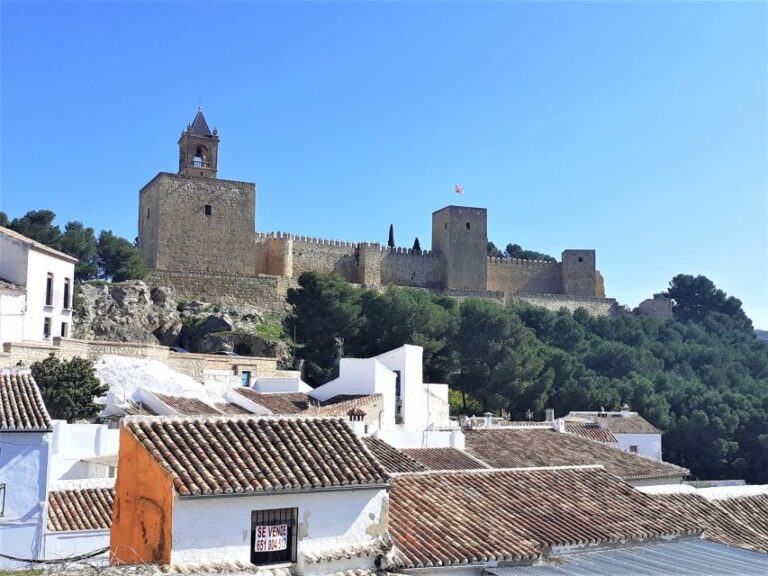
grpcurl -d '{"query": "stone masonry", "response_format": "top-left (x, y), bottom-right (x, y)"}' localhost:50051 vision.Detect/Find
top-left (137, 110), bottom-right (614, 315)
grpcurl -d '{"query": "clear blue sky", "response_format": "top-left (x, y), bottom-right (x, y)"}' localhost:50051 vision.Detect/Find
top-left (2, 1), bottom-right (766, 326)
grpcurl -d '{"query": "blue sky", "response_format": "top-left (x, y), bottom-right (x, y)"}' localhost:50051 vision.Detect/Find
top-left (2, 1), bottom-right (766, 326)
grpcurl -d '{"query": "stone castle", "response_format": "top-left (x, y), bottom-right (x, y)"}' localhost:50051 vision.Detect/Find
top-left (138, 110), bottom-right (615, 314)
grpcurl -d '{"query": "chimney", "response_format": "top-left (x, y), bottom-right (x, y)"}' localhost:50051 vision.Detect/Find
top-left (554, 418), bottom-right (566, 433)
top-left (545, 408), bottom-right (555, 422)
top-left (484, 412), bottom-right (493, 428)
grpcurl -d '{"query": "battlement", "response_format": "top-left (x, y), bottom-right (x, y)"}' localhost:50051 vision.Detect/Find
top-left (383, 245), bottom-right (438, 257)
top-left (255, 231), bottom-right (357, 248)
top-left (487, 256), bottom-right (559, 266)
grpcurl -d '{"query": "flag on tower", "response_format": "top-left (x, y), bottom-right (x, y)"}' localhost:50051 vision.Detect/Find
top-left (455, 184), bottom-right (464, 195)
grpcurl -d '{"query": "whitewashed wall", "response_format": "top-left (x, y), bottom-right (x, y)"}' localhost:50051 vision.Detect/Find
top-left (0, 289), bottom-right (25, 345)
top-left (48, 421), bottom-right (120, 481)
top-left (0, 431), bottom-right (51, 569)
top-left (616, 433), bottom-right (662, 461)
top-left (170, 487), bottom-right (388, 574)
top-left (24, 249), bottom-right (75, 342)
top-left (42, 529), bottom-right (109, 563)
top-left (255, 377), bottom-right (312, 393)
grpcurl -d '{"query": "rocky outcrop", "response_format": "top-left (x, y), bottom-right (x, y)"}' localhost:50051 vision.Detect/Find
top-left (74, 281), bottom-right (290, 363)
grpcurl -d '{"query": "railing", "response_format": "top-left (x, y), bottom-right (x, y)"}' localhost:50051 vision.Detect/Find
top-left (193, 159), bottom-right (212, 168)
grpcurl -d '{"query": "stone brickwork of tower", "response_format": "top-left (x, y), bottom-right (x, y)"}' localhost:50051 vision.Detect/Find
top-left (138, 110), bottom-right (256, 276)
top-left (431, 206), bottom-right (488, 291)
top-left (178, 107), bottom-right (220, 178)
top-left (561, 249), bottom-right (597, 297)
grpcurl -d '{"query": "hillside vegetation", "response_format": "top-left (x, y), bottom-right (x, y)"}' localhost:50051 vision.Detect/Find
top-left (287, 272), bottom-right (768, 483)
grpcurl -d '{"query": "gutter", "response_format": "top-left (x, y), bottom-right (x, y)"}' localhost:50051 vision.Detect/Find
top-left (177, 482), bottom-right (390, 499)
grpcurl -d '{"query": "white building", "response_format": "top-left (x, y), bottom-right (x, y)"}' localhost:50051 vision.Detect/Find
top-left (0, 372), bottom-right (54, 569)
top-left (310, 344), bottom-right (450, 433)
top-left (0, 226), bottom-right (77, 345)
top-left (567, 409), bottom-right (663, 460)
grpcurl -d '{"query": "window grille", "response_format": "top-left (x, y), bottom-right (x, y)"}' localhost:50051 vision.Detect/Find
top-left (250, 508), bottom-right (298, 566)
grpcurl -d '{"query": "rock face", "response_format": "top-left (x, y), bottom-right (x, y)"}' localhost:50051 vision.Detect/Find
top-left (74, 281), bottom-right (290, 364)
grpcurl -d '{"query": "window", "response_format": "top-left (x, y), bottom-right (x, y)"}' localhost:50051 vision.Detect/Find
top-left (629, 445), bottom-right (638, 454)
top-left (63, 278), bottom-right (71, 309)
top-left (251, 508), bottom-right (298, 566)
top-left (466, 222), bottom-right (471, 230)
top-left (61, 322), bottom-right (68, 338)
top-left (45, 273), bottom-right (53, 306)
top-left (205, 204), bottom-right (212, 216)
top-left (0, 483), bottom-right (5, 517)
top-left (43, 317), bottom-right (52, 339)
top-left (241, 371), bottom-right (252, 387)
top-left (578, 257), bottom-right (583, 263)
top-left (147, 207), bottom-right (151, 219)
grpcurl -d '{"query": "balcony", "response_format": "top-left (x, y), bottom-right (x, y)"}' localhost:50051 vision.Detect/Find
top-left (193, 159), bottom-right (212, 168)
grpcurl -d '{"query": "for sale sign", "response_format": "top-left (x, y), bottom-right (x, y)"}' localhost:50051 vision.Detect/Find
top-left (254, 524), bottom-right (288, 552)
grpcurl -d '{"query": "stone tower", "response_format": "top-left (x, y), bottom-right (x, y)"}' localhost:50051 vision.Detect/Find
top-left (431, 206), bottom-right (488, 291)
top-left (138, 110), bottom-right (256, 276)
top-left (178, 107), bottom-right (219, 178)
top-left (561, 249), bottom-right (597, 296)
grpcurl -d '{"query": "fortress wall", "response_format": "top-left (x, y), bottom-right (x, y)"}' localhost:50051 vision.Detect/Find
top-left (506, 294), bottom-right (617, 316)
top-left (380, 248), bottom-right (442, 289)
top-left (254, 235), bottom-right (292, 276)
top-left (147, 270), bottom-right (294, 312)
top-left (487, 258), bottom-right (563, 294)
top-left (291, 236), bottom-right (359, 282)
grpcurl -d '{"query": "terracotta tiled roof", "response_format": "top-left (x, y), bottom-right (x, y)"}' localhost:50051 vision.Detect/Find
top-left (308, 394), bottom-right (382, 417)
top-left (122, 400), bottom-right (158, 416)
top-left (47, 486), bottom-right (115, 531)
top-left (564, 422), bottom-right (618, 443)
top-left (153, 393), bottom-right (222, 415)
top-left (568, 412), bottom-right (661, 434)
top-left (233, 389), bottom-right (311, 414)
top-left (0, 372), bottom-right (52, 432)
top-left (389, 467), bottom-right (700, 569)
top-left (124, 416), bottom-right (389, 496)
top-left (214, 401), bottom-right (253, 415)
top-left (715, 495), bottom-right (768, 536)
top-left (302, 535), bottom-right (392, 564)
top-left (362, 437), bottom-right (427, 473)
top-left (648, 492), bottom-right (768, 554)
top-left (464, 428), bottom-right (688, 480)
top-left (402, 448), bottom-right (488, 471)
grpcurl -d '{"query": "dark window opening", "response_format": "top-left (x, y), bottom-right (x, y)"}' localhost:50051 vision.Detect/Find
top-left (45, 273), bottom-right (53, 306)
top-left (43, 317), bottom-right (52, 339)
top-left (63, 278), bottom-right (71, 309)
top-left (193, 145), bottom-right (210, 168)
top-left (61, 322), bottom-right (68, 338)
top-left (629, 445), bottom-right (639, 454)
top-left (466, 222), bottom-right (471, 230)
top-left (241, 371), bottom-right (252, 387)
top-left (0, 483), bottom-right (6, 517)
top-left (444, 223), bottom-right (448, 230)
top-left (147, 207), bottom-right (151, 219)
top-left (250, 508), bottom-right (298, 566)
top-left (205, 204), bottom-right (212, 216)
top-left (578, 257), bottom-right (583, 263)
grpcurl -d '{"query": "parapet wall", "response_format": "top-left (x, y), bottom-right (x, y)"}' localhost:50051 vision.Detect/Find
top-left (487, 257), bottom-right (563, 294)
top-left (381, 247), bottom-right (442, 289)
top-left (506, 294), bottom-right (617, 316)
top-left (147, 270), bottom-right (294, 312)
top-left (0, 337), bottom-right (283, 382)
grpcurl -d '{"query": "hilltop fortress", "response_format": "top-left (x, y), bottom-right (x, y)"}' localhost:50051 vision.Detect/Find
top-left (139, 110), bottom-right (616, 315)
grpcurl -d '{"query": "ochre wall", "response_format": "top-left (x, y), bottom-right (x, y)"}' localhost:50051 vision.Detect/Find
top-left (111, 426), bottom-right (174, 565)
top-left (487, 258), bottom-right (562, 294)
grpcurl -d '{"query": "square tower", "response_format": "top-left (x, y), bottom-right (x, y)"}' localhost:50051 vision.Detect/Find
top-left (561, 249), bottom-right (597, 297)
top-left (431, 206), bottom-right (488, 291)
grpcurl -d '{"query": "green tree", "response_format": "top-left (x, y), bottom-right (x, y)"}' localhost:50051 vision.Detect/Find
top-left (8, 209), bottom-right (62, 248)
top-left (31, 355), bottom-right (108, 421)
top-left (0, 211), bottom-right (8, 227)
top-left (60, 221), bottom-right (99, 281)
top-left (97, 230), bottom-right (148, 282)
top-left (504, 243), bottom-right (556, 262)
top-left (487, 241), bottom-right (503, 257)
top-left (663, 274), bottom-right (751, 329)
top-left (286, 272), bottom-right (364, 386)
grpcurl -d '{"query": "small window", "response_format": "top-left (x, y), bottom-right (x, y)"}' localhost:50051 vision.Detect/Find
top-left (43, 317), bottom-right (52, 339)
top-left (251, 508), bottom-right (298, 565)
top-left (578, 257), bottom-right (583, 263)
top-left (629, 445), bottom-right (638, 454)
top-left (466, 222), bottom-right (471, 230)
top-left (444, 223), bottom-right (448, 230)
top-left (147, 207), bottom-right (151, 219)
top-left (61, 322), bottom-right (68, 338)
top-left (0, 483), bottom-right (6, 516)
top-left (205, 204), bottom-right (212, 216)
top-left (63, 278), bottom-right (71, 309)
top-left (241, 371), bottom-right (252, 387)
top-left (45, 273), bottom-right (53, 306)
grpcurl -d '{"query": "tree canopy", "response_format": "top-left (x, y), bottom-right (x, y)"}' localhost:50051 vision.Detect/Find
top-left (487, 241), bottom-right (556, 262)
top-left (287, 271), bottom-right (768, 483)
top-left (2, 209), bottom-right (145, 283)
top-left (31, 355), bottom-right (109, 421)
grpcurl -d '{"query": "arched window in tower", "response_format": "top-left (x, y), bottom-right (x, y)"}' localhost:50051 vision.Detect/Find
top-left (193, 146), bottom-right (209, 168)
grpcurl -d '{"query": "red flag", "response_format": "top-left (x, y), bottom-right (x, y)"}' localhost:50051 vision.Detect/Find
top-left (455, 183), bottom-right (464, 195)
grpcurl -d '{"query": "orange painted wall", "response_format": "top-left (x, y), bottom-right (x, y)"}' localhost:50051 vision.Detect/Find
top-left (110, 426), bottom-right (174, 565)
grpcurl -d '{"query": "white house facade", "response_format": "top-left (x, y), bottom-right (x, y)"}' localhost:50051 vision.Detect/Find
top-left (0, 226), bottom-right (77, 345)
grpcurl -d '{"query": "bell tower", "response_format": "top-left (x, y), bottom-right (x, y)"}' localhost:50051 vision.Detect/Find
top-left (178, 107), bottom-right (219, 178)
